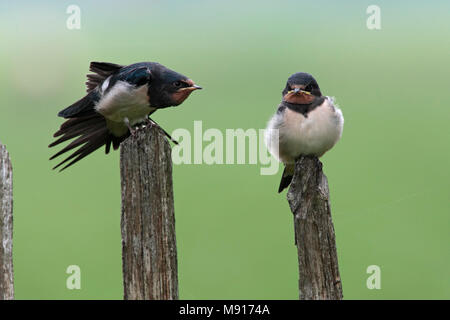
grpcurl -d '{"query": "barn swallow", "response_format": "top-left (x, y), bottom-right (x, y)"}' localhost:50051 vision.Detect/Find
top-left (265, 72), bottom-right (344, 192)
top-left (49, 61), bottom-right (202, 171)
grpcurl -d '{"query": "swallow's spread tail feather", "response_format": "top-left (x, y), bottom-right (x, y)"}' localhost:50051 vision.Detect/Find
top-left (278, 164), bottom-right (294, 193)
top-left (49, 114), bottom-right (127, 171)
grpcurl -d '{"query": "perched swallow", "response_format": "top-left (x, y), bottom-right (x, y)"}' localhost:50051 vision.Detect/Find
top-left (49, 61), bottom-right (202, 171)
top-left (265, 72), bottom-right (344, 192)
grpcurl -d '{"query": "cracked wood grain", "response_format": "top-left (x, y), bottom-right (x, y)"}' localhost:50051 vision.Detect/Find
top-left (120, 125), bottom-right (178, 300)
top-left (0, 142), bottom-right (13, 300)
top-left (287, 156), bottom-right (343, 300)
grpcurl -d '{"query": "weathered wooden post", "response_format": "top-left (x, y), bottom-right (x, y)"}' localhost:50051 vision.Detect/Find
top-left (120, 125), bottom-right (178, 300)
top-left (287, 156), bottom-right (343, 300)
top-left (0, 142), bottom-right (14, 300)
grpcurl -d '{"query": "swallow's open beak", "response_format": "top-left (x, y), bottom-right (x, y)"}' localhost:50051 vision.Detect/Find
top-left (288, 87), bottom-right (301, 94)
top-left (288, 87), bottom-right (311, 95)
top-left (300, 89), bottom-right (311, 95)
top-left (179, 84), bottom-right (202, 92)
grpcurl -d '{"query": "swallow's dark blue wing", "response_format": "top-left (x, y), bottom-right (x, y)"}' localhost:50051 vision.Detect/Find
top-left (103, 65), bottom-right (152, 92)
top-left (121, 66), bottom-right (152, 86)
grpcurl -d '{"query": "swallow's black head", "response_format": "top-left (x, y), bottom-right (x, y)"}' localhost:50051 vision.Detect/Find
top-left (282, 72), bottom-right (322, 104)
top-left (148, 64), bottom-right (202, 108)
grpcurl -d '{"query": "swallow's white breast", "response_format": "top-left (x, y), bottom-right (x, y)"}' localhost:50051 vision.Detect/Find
top-left (265, 97), bottom-right (344, 164)
top-left (95, 80), bottom-right (155, 126)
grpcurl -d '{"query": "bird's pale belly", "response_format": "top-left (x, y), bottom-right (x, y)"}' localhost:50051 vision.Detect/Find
top-left (278, 100), bottom-right (343, 163)
top-left (106, 102), bottom-right (153, 125)
top-left (95, 81), bottom-right (155, 126)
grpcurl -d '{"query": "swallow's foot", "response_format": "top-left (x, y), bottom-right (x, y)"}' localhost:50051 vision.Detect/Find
top-left (124, 117), bottom-right (139, 136)
top-left (127, 127), bottom-right (138, 137)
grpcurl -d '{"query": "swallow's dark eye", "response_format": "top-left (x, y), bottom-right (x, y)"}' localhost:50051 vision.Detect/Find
top-left (173, 81), bottom-right (183, 88)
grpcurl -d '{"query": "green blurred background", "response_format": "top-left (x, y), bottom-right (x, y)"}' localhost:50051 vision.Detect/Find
top-left (0, 0), bottom-right (449, 299)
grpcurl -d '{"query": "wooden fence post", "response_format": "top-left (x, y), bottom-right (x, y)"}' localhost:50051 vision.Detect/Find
top-left (0, 142), bottom-right (13, 300)
top-left (287, 156), bottom-right (343, 300)
top-left (120, 125), bottom-right (178, 300)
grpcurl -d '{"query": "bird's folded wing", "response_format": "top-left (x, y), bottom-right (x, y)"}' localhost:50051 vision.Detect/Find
top-left (57, 90), bottom-right (100, 118)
